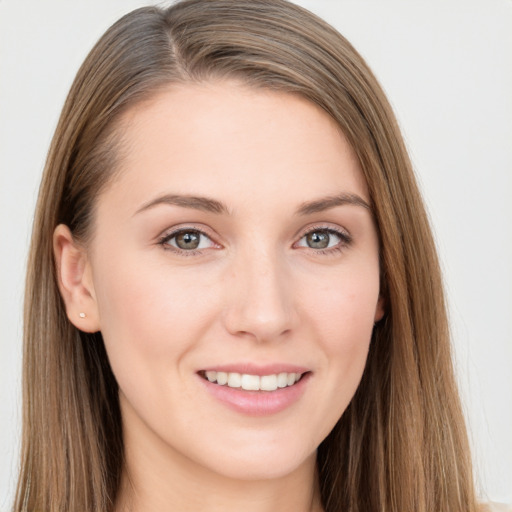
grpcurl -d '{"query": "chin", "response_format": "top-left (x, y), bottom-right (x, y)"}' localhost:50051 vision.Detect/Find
top-left (190, 439), bottom-right (319, 482)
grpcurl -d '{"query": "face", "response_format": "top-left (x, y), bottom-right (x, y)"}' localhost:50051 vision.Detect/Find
top-left (65, 82), bottom-right (383, 481)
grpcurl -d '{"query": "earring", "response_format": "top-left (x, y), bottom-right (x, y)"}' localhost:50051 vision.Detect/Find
top-left (79, 312), bottom-right (86, 318)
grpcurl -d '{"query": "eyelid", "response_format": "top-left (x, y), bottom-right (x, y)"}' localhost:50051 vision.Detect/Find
top-left (295, 223), bottom-right (351, 240)
top-left (156, 222), bottom-right (351, 256)
top-left (157, 224), bottom-right (221, 254)
top-left (293, 224), bottom-right (352, 252)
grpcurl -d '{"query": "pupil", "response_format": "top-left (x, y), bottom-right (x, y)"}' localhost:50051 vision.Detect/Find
top-left (307, 231), bottom-right (329, 249)
top-left (176, 231), bottom-right (200, 250)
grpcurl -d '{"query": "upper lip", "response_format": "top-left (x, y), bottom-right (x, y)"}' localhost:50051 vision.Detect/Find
top-left (198, 363), bottom-right (310, 376)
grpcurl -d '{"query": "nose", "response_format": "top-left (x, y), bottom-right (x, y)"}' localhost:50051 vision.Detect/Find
top-left (222, 248), bottom-right (298, 343)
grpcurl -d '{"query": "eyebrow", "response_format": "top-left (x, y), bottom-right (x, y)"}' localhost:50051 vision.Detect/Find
top-left (296, 193), bottom-right (371, 215)
top-left (134, 194), bottom-right (230, 216)
top-left (134, 191), bottom-right (371, 217)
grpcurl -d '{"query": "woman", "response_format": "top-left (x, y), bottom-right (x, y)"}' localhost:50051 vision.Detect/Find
top-left (13, 0), bottom-right (484, 510)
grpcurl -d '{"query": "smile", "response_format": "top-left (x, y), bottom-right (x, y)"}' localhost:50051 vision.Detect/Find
top-left (199, 368), bottom-right (311, 416)
top-left (203, 371), bottom-right (303, 391)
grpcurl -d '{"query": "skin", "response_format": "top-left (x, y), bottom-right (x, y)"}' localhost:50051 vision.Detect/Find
top-left (54, 82), bottom-right (384, 512)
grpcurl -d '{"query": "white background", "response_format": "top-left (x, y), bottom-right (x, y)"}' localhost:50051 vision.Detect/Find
top-left (1, 0), bottom-right (511, 508)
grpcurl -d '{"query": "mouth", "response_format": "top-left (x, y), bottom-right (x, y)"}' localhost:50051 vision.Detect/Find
top-left (197, 366), bottom-right (311, 415)
top-left (198, 370), bottom-right (306, 392)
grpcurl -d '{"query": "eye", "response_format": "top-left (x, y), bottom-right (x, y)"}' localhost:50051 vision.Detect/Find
top-left (160, 229), bottom-right (216, 252)
top-left (295, 228), bottom-right (349, 251)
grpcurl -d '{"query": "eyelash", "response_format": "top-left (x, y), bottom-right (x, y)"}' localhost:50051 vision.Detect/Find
top-left (157, 225), bottom-right (352, 257)
top-left (295, 225), bottom-right (352, 256)
top-left (158, 226), bottom-right (217, 257)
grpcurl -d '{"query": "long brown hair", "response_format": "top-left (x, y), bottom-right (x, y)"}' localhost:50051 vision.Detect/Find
top-left (15, 1), bottom-right (480, 510)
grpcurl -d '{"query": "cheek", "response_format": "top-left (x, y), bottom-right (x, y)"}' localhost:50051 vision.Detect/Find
top-left (301, 266), bottom-right (379, 415)
top-left (91, 254), bottom-right (219, 387)
top-left (304, 264), bottom-right (379, 346)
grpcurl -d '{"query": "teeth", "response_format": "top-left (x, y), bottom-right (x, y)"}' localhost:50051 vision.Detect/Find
top-left (260, 374), bottom-right (278, 391)
top-left (241, 374), bottom-right (260, 391)
top-left (217, 371), bottom-right (228, 385)
top-left (277, 372), bottom-right (288, 388)
top-left (203, 371), bottom-right (303, 391)
top-left (227, 372), bottom-right (242, 388)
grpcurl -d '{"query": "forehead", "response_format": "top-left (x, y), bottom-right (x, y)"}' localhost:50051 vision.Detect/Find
top-left (100, 81), bottom-right (368, 216)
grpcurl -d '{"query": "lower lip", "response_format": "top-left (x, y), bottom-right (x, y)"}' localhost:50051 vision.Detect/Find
top-left (198, 373), bottom-right (311, 416)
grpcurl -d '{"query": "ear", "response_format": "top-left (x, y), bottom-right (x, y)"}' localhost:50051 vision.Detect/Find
top-left (374, 295), bottom-right (385, 323)
top-left (53, 224), bottom-right (100, 333)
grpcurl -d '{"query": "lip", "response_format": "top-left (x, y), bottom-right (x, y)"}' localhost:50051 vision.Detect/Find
top-left (200, 363), bottom-right (309, 376)
top-left (197, 365), bottom-right (312, 416)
